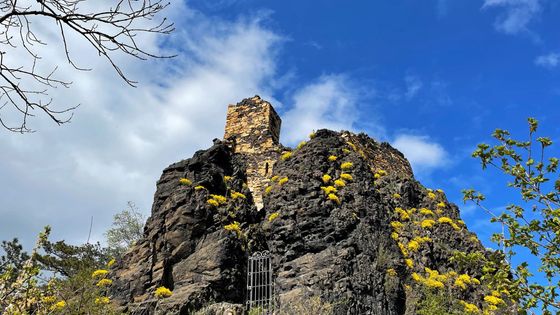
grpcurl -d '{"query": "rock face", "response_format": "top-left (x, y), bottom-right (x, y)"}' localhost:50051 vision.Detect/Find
top-left (112, 97), bottom-right (507, 315)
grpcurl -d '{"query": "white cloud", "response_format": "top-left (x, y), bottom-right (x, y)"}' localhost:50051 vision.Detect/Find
top-left (281, 75), bottom-right (360, 145)
top-left (0, 3), bottom-right (285, 247)
top-left (535, 53), bottom-right (560, 68)
top-left (405, 75), bottom-right (423, 100)
top-left (392, 134), bottom-right (449, 174)
top-left (482, 0), bottom-right (541, 35)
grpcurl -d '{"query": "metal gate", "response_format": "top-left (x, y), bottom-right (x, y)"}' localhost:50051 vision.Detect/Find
top-left (246, 251), bottom-right (274, 314)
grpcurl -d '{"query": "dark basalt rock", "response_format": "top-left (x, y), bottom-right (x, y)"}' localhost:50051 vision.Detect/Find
top-left (112, 130), bottom-right (497, 315)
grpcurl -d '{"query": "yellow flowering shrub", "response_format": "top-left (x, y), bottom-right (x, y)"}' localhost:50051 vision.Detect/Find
top-left (107, 259), bottom-right (116, 268)
top-left (386, 268), bottom-right (398, 277)
top-left (390, 221), bottom-right (403, 230)
top-left (438, 217), bottom-right (460, 230)
top-left (231, 191), bottom-right (246, 199)
top-left (296, 141), bottom-right (307, 150)
top-left (224, 221), bottom-right (241, 234)
top-left (393, 193), bottom-right (401, 199)
top-left (395, 207), bottom-right (410, 221)
top-left (195, 185), bottom-right (206, 190)
top-left (460, 301), bottom-right (480, 314)
top-left (265, 186), bottom-right (273, 194)
top-left (412, 268), bottom-right (447, 289)
top-left (328, 155), bottom-right (338, 161)
top-left (96, 278), bottom-right (112, 287)
top-left (91, 269), bottom-right (108, 279)
top-left (334, 179), bottom-right (346, 187)
top-left (340, 173), bottom-right (353, 181)
top-left (328, 193), bottom-right (341, 205)
top-left (224, 176), bottom-right (232, 182)
top-left (427, 192), bottom-right (436, 199)
top-left (321, 186), bottom-right (338, 195)
top-left (420, 219), bottom-right (436, 229)
top-left (391, 232), bottom-right (399, 240)
top-left (278, 177), bottom-right (289, 185)
top-left (454, 274), bottom-right (473, 290)
top-left (398, 242), bottom-right (408, 257)
top-left (436, 202), bottom-right (446, 208)
top-left (483, 295), bottom-right (504, 305)
top-left (207, 199), bottom-right (219, 207)
top-left (322, 174), bottom-right (332, 183)
top-left (436, 188), bottom-right (444, 193)
top-left (405, 259), bottom-right (414, 268)
top-left (408, 240), bottom-right (420, 252)
top-left (95, 297), bottom-right (110, 305)
top-left (179, 178), bottom-right (192, 185)
top-left (268, 212), bottom-right (280, 222)
top-left (271, 175), bottom-right (279, 181)
top-left (155, 286), bottom-right (173, 298)
top-left (210, 194), bottom-right (227, 205)
top-left (281, 152), bottom-right (292, 160)
top-left (340, 162), bottom-right (353, 170)
top-left (51, 301), bottom-right (67, 311)
top-left (419, 208), bottom-right (434, 216)
top-left (309, 131), bottom-right (316, 139)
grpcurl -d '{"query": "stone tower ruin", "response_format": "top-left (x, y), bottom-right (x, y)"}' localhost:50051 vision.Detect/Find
top-left (224, 95), bottom-right (283, 209)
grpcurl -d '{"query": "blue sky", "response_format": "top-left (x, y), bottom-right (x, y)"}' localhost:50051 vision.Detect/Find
top-left (1, 0), bottom-right (559, 302)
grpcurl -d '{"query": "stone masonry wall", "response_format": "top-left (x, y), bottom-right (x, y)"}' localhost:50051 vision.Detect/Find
top-left (223, 96), bottom-right (283, 209)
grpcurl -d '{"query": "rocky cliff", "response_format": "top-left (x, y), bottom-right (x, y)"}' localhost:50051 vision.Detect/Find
top-left (111, 128), bottom-right (512, 315)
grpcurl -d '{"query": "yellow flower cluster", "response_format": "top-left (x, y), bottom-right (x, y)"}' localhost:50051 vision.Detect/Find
top-left (405, 259), bottom-right (414, 268)
top-left (408, 240), bottom-right (420, 251)
top-left (328, 193), bottom-right (341, 204)
top-left (328, 155), bottom-right (338, 161)
top-left (296, 141), bottom-right (307, 150)
top-left (398, 242), bottom-right (408, 257)
top-left (386, 268), bottom-right (398, 277)
top-left (340, 173), bottom-right (353, 181)
top-left (195, 185), bottom-right (206, 190)
top-left (92, 269), bottom-right (108, 279)
top-left (391, 232), bottom-right (399, 240)
top-left (230, 191), bottom-right (246, 199)
top-left (224, 221), bottom-right (241, 234)
top-left (454, 273), bottom-right (476, 290)
top-left (207, 194), bottom-right (227, 207)
top-left (96, 278), bottom-right (113, 287)
top-left (412, 268), bottom-right (447, 289)
top-left (278, 177), bottom-right (289, 185)
top-left (95, 297), bottom-right (110, 305)
top-left (373, 169), bottom-right (387, 179)
top-left (342, 148), bottom-right (351, 154)
top-left (281, 152), bottom-right (293, 160)
top-left (322, 174), bottom-right (332, 183)
top-left (420, 219), bottom-right (436, 229)
top-left (347, 141), bottom-right (357, 151)
top-left (427, 192), bottom-right (436, 200)
top-left (309, 131), bottom-right (316, 139)
top-left (438, 217), bottom-right (461, 230)
top-left (51, 301), bottom-right (67, 311)
top-left (107, 258), bottom-right (116, 267)
top-left (179, 178), bottom-right (192, 185)
top-left (436, 202), bottom-right (446, 208)
top-left (268, 212), bottom-right (280, 222)
top-left (393, 193), bottom-right (401, 199)
top-left (484, 295), bottom-right (504, 306)
top-left (321, 186), bottom-right (338, 195)
top-left (390, 221), bottom-right (404, 230)
top-left (155, 286), bottom-right (173, 298)
top-left (436, 188), bottom-right (444, 193)
top-left (265, 186), bottom-right (273, 194)
top-left (460, 301), bottom-right (480, 314)
top-left (271, 175), bottom-right (279, 182)
top-left (224, 176), bottom-right (232, 182)
top-left (419, 208), bottom-right (434, 216)
top-left (334, 179), bottom-right (346, 187)
top-left (395, 207), bottom-right (410, 221)
top-left (340, 162), bottom-right (353, 170)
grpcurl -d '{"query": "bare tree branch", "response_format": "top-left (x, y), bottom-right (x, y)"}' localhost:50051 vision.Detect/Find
top-left (0, 0), bottom-right (174, 132)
